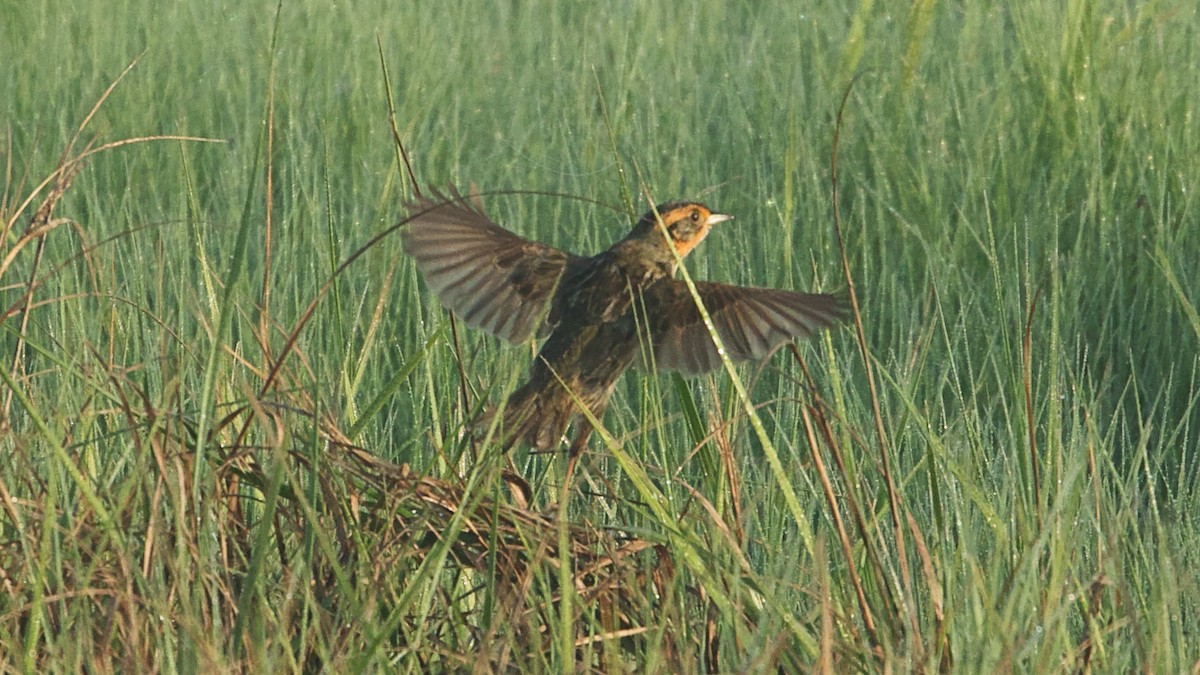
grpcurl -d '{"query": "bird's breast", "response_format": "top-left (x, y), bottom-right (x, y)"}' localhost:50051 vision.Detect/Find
top-left (534, 254), bottom-right (652, 383)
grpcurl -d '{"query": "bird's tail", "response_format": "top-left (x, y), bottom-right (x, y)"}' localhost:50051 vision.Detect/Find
top-left (476, 382), bottom-right (574, 452)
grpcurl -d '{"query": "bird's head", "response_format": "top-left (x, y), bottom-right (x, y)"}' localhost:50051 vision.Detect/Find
top-left (630, 202), bottom-right (733, 259)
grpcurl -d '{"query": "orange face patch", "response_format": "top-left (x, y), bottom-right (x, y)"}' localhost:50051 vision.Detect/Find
top-left (644, 203), bottom-right (732, 259)
top-left (670, 207), bottom-right (731, 258)
top-left (658, 205), bottom-right (707, 257)
top-left (673, 224), bottom-right (711, 257)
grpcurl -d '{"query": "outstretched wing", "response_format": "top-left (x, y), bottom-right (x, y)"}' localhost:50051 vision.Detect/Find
top-left (643, 280), bottom-right (847, 374)
top-left (403, 186), bottom-right (583, 343)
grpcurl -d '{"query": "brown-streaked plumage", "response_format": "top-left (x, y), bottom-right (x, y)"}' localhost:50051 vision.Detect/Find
top-left (403, 186), bottom-right (846, 455)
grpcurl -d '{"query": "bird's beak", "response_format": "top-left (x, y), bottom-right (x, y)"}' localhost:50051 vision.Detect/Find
top-left (707, 213), bottom-right (733, 226)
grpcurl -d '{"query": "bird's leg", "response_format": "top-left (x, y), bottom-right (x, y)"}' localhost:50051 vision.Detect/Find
top-left (561, 422), bottom-right (590, 487)
top-left (562, 405), bottom-right (603, 486)
top-left (568, 396), bottom-right (609, 459)
top-left (568, 422), bottom-right (594, 459)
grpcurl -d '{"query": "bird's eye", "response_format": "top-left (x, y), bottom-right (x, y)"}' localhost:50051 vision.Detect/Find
top-left (690, 210), bottom-right (700, 222)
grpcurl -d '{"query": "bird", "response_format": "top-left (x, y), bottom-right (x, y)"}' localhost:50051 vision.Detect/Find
top-left (402, 186), bottom-right (846, 456)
